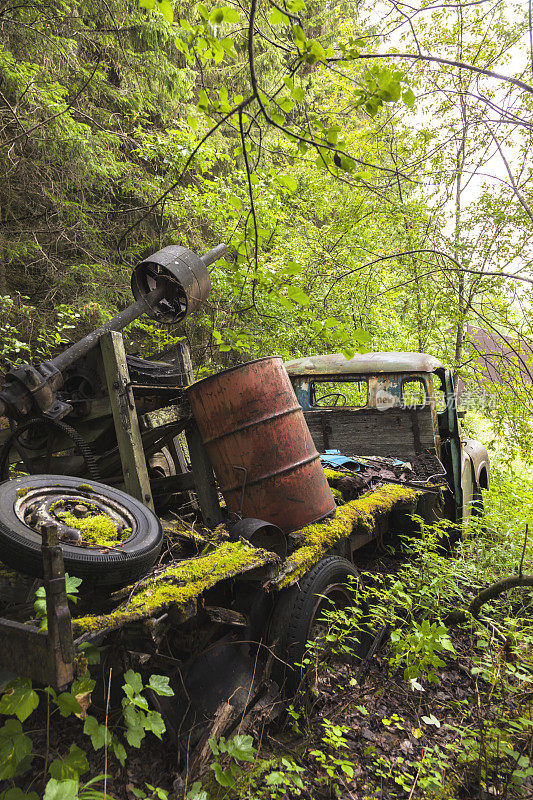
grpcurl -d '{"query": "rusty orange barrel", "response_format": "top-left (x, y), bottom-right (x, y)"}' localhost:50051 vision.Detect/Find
top-left (186, 357), bottom-right (335, 533)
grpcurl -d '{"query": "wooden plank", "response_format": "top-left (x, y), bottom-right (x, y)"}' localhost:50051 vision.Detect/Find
top-left (150, 471), bottom-right (196, 494)
top-left (175, 340), bottom-right (194, 385)
top-left (41, 523), bottom-right (75, 689)
top-left (0, 620), bottom-right (53, 685)
top-left (100, 331), bottom-right (154, 510)
top-left (186, 420), bottom-right (223, 528)
top-left (304, 407), bottom-right (436, 460)
top-left (177, 340), bottom-right (223, 527)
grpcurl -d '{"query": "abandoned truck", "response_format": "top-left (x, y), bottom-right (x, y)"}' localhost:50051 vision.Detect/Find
top-left (0, 243), bottom-right (489, 753)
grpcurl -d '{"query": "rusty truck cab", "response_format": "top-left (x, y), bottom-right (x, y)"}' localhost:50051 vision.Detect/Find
top-left (285, 352), bottom-right (490, 526)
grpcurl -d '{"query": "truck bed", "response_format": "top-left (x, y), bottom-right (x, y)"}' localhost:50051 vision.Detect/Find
top-left (0, 474), bottom-right (438, 666)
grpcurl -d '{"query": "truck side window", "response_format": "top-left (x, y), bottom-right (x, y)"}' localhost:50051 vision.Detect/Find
top-left (311, 380), bottom-right (368, 407)
top-left (401, 378), bottom-right (427, 407)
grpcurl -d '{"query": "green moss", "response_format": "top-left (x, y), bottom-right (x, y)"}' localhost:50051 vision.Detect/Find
top-left (49, 500), bottom-right (125, 547)
top-left (59, 510), bottom-right (123, 546)
top-left (331, 487), bottom-right (343, 500)
top-left (272, 484), bottom-right (418, 589)
top-left (323, 468), bottom-right (347, 486)
top-left (16, 486), bottom-right (33, 498)
top-left (76, 484), bottom-right (95, 493)
top-left (73, 540), bottom-right (279, 636)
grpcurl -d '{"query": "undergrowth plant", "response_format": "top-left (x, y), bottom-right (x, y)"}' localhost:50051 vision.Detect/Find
top-left (290, 469), bottom-right (533, 798)
top-left (0, 659), bottom-right (174, 800)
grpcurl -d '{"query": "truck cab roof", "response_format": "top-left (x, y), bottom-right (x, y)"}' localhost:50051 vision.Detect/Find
top-left (285, 352), bottom-right (445, 376)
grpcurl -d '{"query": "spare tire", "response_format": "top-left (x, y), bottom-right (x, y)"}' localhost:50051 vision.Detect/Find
top-left (0, 475), bottom-right (162, 591)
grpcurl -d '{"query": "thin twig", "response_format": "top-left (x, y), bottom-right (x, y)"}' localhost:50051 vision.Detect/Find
top-left (519, 524), bottom-right (528, 579)
top-left (104, 667), bottom-right (112, 800)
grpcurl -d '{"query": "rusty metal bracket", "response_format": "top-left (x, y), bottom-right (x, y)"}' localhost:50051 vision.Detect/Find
top-left (232, 465), bottom-right (248, 519)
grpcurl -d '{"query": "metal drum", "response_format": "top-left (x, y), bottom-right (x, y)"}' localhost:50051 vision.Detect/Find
top-left (186, 357), bottom-right (335, 533)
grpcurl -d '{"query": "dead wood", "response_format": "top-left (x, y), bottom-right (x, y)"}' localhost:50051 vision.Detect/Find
top-left (188, 701), bottom-right (237, 779)
top-left (445, 574), bottom-right (533, 625)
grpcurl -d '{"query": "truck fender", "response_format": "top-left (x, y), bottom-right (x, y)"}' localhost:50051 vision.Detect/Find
top-left (463, 437), bottom-right (490, 489)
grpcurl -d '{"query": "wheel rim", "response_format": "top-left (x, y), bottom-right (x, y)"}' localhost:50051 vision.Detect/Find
top-left (15, 484), bottom-right (136, 548)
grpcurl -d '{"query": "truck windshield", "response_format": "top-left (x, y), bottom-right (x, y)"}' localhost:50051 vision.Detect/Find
top-left (311, 380), bottom-right (368, 407)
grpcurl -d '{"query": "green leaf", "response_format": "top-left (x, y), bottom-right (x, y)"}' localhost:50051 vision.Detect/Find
top-left (197, 89), bottom-right (209, 111)
top-left (64, 574), bottom-right (82, 595)
top-left (270, 111), bottom-right (285, 126)
top-left (125, 723), bottom-right (145, 748)
top-left (269, 7), bottom-right (289, 25)
top-left (212, 762), bottom-right (235, 788)
top-left (0, 790), bottom-right (38, 800)
top-left (403, 88), bottom-right (415, 108)
top-left (185, 781), bottom-right (209, 800)
top-left (148, 674), bottom-right (174, 697)
top-left (0, 678), bottom-right (39, 722)
top-left (209, 6), bottom-right (239, 24)
top-left (71, 674), bottom-right (95, 697)
top-left (77, 643), bottom-right (100, 666)
top-left (123, 704), bottom-right (145, 747)
top-left (55, 692), bottom-right (82, 718)
top-left (123, 669), bottom-right (143, 695)
top-left (220, 7), bottom-right (240, 23)
top-left (291, 85), bottom-right (305, 102)
top-left (157, 0), bottom-right (173, 23)
top-left (43, 779), bottom-right (78, 800)
top-left (110, 736), bottom-right (127, 767)
top-left (277, 174), bottom-right (297, 192)
top-left (144, 711), bottom-right (166, 739)
top-left (210, 8), bottom-right (224, 24)
top-left (83, 716), bottom-right (106, 750)
top-left (139, 0), bottom-right (156, 8)
top-left (0, 719), bottom-right (33, 780)
top-left (277, 295), bottom-right (293, 311)
top-left (292, 24), bottom-right (306, 43)
top-left (354, 328), bottom-right (371, 348)
top-left (49, 744), bottom-right (89, 780)
top-left (229, 194), bottom-right (242, 211)
top-left (279, 98), bottom-right (294, 113)
top-left (287, 285), bottom-right (310, 306)
top-left (283, 260), bottom-right (302, 275)
top-left (226, 734), bottom-right (255, 762)
top-left (341, 345), bottom-right (356, 360)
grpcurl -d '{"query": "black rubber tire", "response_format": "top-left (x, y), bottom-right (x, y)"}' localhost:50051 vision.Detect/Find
top-left (268, 556), bottom-right (369, 694)
top-left (0, 475), bottom-right (162, 591)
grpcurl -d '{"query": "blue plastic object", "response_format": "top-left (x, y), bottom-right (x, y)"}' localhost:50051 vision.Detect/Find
top-left (319, 450), bottom-right (361, 471)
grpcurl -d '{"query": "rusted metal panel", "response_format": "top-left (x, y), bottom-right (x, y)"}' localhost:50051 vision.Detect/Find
top-left (186, 357), bottom-right (336, 533)
top-left (285, 352), bottom-right (444, 376)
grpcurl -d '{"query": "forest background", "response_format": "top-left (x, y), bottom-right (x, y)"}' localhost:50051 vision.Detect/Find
top-left (1, 0), bottom-right (532, 456)
top-left (0, 1), bottom-right (533, 799)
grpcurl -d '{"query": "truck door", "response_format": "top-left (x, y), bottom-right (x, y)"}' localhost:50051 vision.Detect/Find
top-left (444, 369), bottom-right (463, 524)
